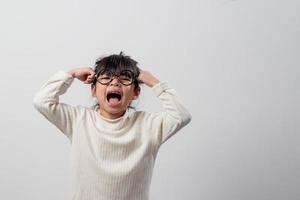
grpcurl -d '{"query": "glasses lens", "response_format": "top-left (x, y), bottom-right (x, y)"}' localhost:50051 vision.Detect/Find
top-left (98, 71), bottom-right (113, 84)
top-left (119, 70), bottom-right (134, 85)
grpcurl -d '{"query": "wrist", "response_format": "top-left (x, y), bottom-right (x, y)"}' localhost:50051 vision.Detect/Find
top-left (148, 79), bottom-right (160, 87)
top-left (67, 69), bottom-right (76, 78)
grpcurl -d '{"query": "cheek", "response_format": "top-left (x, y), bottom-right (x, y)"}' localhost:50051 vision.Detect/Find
top-left (123, 88), bottom-right (135, 100)
top-left (95, 87), bottom-right (106, 101)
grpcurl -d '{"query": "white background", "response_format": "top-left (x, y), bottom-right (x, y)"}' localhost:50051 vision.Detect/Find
top-left (0, 0), bottom-right (299, 199)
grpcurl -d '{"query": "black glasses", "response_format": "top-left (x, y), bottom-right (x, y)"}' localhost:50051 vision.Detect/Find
top-left (96, 70), bottom-right (136, 86)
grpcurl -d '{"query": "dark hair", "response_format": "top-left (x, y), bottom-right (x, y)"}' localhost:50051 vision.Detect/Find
top-left (91, 51), bottom-right (141, 110)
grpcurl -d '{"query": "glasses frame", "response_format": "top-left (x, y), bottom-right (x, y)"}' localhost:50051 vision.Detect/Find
top-left (95, 69), bottom-right (136, 86)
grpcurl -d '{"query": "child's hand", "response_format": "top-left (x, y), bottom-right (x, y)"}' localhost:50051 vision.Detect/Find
top-left (67, 67), bottom-right (95, 84)
top-left (138, 70), bottom-right (160, 87)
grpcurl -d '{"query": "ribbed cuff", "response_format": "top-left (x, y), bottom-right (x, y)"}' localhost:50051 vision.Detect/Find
top-left (152, 82), bottom-right (170, 97)
top-left (54, 70), bottom-right (74, 86)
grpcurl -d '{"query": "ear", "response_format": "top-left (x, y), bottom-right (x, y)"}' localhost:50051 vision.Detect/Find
top-left (91, 84), bottom-right (96, 97)
top-left (132, 86), bottom-right (141, 100)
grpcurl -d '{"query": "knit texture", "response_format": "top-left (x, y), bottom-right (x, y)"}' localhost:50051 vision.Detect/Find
top-left (33, 70), bottom-right (192, 200)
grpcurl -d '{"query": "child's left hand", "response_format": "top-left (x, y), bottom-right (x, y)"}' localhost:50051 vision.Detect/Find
top-left (137, 70), bottom-right (160, 87)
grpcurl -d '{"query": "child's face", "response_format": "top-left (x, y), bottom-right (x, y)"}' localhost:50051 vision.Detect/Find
top-left (91, 71), bottom-right (140, 119)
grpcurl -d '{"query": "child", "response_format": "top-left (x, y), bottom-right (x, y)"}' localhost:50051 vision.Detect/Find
top-left (33, 52), bottom-right (192, 200)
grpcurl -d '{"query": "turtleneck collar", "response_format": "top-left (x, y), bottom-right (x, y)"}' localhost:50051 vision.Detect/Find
top-left (96, 108), bottom-right (130, 123)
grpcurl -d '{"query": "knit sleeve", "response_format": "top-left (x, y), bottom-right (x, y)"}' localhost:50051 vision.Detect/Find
top-left (33, 70), bottom-right (80, 141)
top-left (148, 82), bottom-right (192, 150)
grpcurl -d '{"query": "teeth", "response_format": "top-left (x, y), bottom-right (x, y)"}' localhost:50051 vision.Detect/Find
top-left (108, 91), bottom-right (121, 95)
top-left (107, 90), bottom-right (122, 95)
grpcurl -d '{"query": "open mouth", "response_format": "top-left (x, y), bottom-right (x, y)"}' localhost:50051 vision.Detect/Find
top-left (106, 91), bottom-right (122, 106)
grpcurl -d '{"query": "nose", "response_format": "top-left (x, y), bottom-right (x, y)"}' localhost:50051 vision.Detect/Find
top-left (109, 77), bottom-right (121, 86)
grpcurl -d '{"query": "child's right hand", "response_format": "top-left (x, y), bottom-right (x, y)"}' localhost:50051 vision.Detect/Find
top-left (67, 67), bottom-right (95, 84)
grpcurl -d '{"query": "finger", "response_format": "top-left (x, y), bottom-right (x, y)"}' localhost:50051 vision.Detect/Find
top-left (84, 68), bottom-right (94, 76)
top-left (87, 73), bottom-right (95, 79)
top-left (84, 79), bottom-right (92, 84)
top-left (137, 79), bottom-right (144, 84)
top-left (88, 68), bottom-right (95, 75)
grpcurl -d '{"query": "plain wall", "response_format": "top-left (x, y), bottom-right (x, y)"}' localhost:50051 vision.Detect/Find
top-left (0, 0), bottom-right (299, 199)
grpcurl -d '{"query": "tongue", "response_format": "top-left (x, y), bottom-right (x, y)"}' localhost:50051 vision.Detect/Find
top-left (108, 97), bottom-right (120, 107)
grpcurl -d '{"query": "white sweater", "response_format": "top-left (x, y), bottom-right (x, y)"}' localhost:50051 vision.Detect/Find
top-left (33, 70), bottom-right (192, 200)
